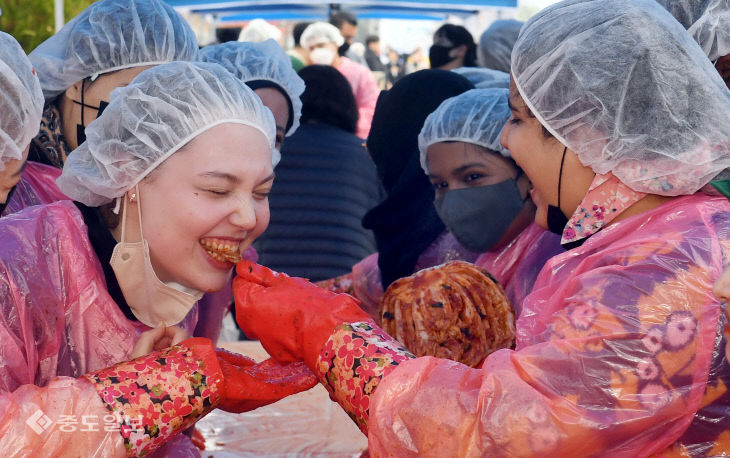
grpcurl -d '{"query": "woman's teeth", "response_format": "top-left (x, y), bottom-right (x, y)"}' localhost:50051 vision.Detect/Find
top-left (199, 238), bottom-right (242, 263)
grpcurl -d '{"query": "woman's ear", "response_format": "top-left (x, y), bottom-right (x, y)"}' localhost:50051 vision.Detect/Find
top-left (64, 79), bottom-right (84, 102)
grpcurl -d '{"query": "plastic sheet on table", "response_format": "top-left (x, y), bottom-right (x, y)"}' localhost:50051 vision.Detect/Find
top-left (197, 341), bottom-right (368, 457)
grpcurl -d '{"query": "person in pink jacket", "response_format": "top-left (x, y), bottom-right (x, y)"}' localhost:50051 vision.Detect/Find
top-left (232, 0), bottom-right (730, 455)
top-left (300, 22), bottom-right (379, 139)
top-left (0, 61), bottom-right (315, 457)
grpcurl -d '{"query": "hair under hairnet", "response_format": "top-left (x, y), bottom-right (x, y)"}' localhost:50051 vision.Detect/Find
top-left (57, 61), bottom-right (277, 207)
top-left (0, 32), bottom-right (44, 170)
top-left (198, 40), bottom-right (304, 136)
top-left (238, 19), bottom-right (283, 43)
top-left (418, 88), bottom-right (511, 173)
top-left (300, 22), bottom-right (344, 49)
top-left (29, 0), bottom-right (199, 100)
top-left (451, 67), bottom-right (510, 89)
top-left (478, 19), bottom-right (523, 72)
top-left (656, 0), bottom-right (730, 61)
top-left (511, 0), bottom-right (730, 196)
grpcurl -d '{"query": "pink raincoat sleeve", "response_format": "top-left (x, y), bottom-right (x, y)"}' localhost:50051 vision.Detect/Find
top-left (0, 377), bottom-right (125, 456)
top-left (0, 201), bottom-right (135, 455)
top-left (1, 161), bottom-right (67, 217)
top-left (476, 223), bottom-right (563, 312)
top-left (0, 337), bottom-right (222, 457)
top-left (0, 202), bottom-right (221, 456)
top-left (365, 195), bottom-right (729, 456)
top-left (351, 253), bottom-right (385, 319)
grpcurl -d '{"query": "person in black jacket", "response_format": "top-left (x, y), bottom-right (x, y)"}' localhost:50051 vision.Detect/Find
top-left (253, 65), bottom-right (383, 281)
top-left (365, 35), bottom-right (386, 72)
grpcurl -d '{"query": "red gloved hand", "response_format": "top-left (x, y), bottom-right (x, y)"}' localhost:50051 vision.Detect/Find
top-left (233, 261), bottom-right (371, 369)
top-left (215, 348), bottom-right (317, 413)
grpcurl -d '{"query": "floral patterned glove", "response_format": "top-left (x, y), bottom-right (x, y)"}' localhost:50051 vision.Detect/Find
top-left (233, 261), bottom-right (416, 435)
top-left (85, 337), bottom-right (317, 456)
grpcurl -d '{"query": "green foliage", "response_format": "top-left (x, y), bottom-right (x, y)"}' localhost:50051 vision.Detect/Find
top-left (0, 0), bottom-right (96, 52)
top-left (516, 6), bottom-right (541, 22)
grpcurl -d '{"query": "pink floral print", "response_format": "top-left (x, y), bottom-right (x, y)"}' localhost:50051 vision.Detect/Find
top-left (562, 173), bottom-right (646, 245)
top-left (314, 321), bottom-right (415, 434)
top-left (85, 343), bottom-right (222, 457)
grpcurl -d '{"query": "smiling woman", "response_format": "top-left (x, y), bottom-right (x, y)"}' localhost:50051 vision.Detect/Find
top-left (125, 124), bottom-right (274, 293)
top-left (0, 61), bottom-right (316, 456)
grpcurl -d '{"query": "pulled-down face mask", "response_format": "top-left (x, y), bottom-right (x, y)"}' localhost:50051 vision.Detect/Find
top-left (546, 145), bottom-right (570, 238)
top-left (110, 186), bottom-right (203, 327)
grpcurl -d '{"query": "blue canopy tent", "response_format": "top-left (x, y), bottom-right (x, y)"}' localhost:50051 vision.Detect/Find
top-left (164, 0), bottom-right (515, 21)
top-left (210, 4), bottom-right (484, 22)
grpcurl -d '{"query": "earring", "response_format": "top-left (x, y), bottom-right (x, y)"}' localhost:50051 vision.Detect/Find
top-left (129, 192), bottom-right (137, 203)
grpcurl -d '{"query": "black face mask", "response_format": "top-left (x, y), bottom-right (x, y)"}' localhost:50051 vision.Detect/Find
top-left (546, 145), bottom-right (569, 237)
top-left (429, 44), bottom-right (455, 68)
top-left (74, 78), bottom-right (109, 145)
top-left (338, 42), bottom-right (351, 56)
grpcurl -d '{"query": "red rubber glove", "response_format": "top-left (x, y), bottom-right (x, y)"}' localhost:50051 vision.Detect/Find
top-left (215, 348), bottom-right (317, 413)
top-left (233, 260), bottom-right (372, 369)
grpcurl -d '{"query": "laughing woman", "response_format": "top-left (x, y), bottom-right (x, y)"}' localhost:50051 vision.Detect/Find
top-left (0, 61), bottom-right (314, 456)
top-left (231, 0), bottom-right (730, 455)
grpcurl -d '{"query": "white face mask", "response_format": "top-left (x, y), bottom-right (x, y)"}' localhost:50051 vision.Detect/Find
top-left (110, 186), bottom-right (203, 328)
top-left (310, 47), bottom-right (336, 65)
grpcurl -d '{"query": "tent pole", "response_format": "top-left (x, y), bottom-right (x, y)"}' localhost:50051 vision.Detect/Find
top-left (54, 0), bottom-right (65, 32)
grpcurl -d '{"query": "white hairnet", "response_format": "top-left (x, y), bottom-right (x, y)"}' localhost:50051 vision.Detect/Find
top-left (300, 22), bottom-right (344, 49)
top-left (57, 61), bottom-right (277, 207)
top-left (419, 88), bottom-right (512, 173)
top-left (478, 19), bottom-right (523, 72)
top-left (0, 32), bottom-right (44, 170)
top-left (29, 0), bottom-right (199, 100)
top-left (655, 0), bottom-right (730, 61)
top-left (451, 67), bottom-right (510, 89)
top-left (512, 0), bottom-right (730, 196)
top-left (198, 40), bottom-right (304, 136)
top-left (238, 19), bottom-right (283, 43)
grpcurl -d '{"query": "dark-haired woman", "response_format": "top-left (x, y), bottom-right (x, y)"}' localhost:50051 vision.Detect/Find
top-left (253, 65), bottom-right (382, 281)
top-left (429, 24), bottom-right (477, 70)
